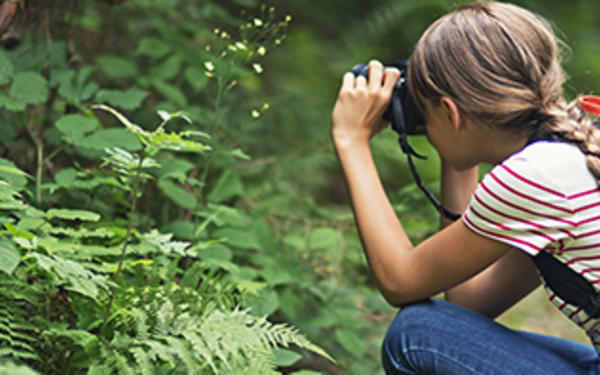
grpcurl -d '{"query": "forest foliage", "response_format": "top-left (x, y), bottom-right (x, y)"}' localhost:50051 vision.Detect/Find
top-left (0, 0), bottom-right (598, 374)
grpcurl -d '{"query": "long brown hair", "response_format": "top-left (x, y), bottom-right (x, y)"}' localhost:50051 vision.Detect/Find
top-left (408, 1), bottom-right (600, 181)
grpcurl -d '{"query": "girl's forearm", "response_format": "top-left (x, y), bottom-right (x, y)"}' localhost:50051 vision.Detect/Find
top-left (440, 159), bottom-right (479, 228)
top-left (334, 137), bottom-right (413, 299)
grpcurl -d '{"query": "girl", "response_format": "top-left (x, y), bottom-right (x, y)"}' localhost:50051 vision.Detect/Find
top-left (331, 1), bottom-right (600, 374)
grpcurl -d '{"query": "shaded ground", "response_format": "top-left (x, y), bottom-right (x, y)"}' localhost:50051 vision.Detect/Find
top-left (498, 286), bottom-right (588, 344)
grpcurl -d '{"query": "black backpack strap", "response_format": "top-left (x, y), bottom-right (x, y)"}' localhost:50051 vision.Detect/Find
top-left (532, 251), bottom-right (600, 318)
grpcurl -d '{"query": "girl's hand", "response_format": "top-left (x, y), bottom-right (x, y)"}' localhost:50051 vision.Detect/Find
top-left (331, 60), bottom-right (401, 148)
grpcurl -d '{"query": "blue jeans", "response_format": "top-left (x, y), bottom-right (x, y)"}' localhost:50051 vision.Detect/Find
top-left (382, 299), bottom-right (600, 374)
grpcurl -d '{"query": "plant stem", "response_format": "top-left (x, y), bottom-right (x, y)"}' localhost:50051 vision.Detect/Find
top-left (101, 154), bottom-right (145, 333)
top-left (24, 111), bottom-right (44, 204)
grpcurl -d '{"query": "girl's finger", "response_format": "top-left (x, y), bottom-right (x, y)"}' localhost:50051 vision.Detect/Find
top-left (383, 68), bottom-right (401, 91)
top-left (341, 72), bottom-right (355, 91)
top-left (355, 74), bottom-right (367, 89)
top-left (368, 60), bottom-right (384, 90)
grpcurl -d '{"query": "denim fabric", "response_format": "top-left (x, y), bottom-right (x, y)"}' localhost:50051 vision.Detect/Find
top-left (382, 299), bottom-right (600, 375)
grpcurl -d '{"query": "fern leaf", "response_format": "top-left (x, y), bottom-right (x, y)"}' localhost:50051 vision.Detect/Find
top-left (131, 347), bottom-right (152, 375)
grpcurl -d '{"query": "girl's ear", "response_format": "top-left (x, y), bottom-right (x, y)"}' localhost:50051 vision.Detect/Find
top-left (440, 97), bottom-right (463, 132)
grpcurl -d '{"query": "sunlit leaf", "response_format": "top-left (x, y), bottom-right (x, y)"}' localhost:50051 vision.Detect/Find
top-left (0, 237), bottom-right (20, 274)
top-left (95, 88), bottom-right (149, 110)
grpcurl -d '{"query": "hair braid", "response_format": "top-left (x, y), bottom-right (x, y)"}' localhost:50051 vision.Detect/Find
top-left (542, 100), bottom-right (600, 184)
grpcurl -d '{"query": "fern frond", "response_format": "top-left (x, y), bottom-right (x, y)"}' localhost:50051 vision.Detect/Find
top-left (131, 347), bottom-right (152, 375)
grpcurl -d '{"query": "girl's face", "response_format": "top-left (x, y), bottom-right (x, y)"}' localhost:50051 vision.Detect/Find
top-left (421, 97), bottom-right (479, 170)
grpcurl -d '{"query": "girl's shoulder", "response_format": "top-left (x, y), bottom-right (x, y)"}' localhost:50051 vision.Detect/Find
top-left (499, 140), bottom-right (596, 195)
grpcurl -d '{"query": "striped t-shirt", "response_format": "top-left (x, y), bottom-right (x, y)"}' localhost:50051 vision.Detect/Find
top-left (463, 140), bottom-right (600, 352)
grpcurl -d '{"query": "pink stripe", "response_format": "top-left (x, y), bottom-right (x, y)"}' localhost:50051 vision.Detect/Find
top-left (569, 188), bottom-right (600, 200)
top-left (566, 254), bottom-right (600, 265)
top-left (575, 201), bottom-right (600, 213)
top-left (470, 202), bottom-right (555, 243)
top-left (575, 228), bottom-right (600, 240)
top-left (480, 182), bottom-right (577, 226)
top-left (501, 164), bottom-right (565, 197)
top-left (463, 215), bottom-right (541, 252)
top-left (578, 215), bottom-right (600, 226)
top-left (570, 307), bottom-right (582, 319)
top-left (579, 316), bottom-right (593, 327)
top-left (489, 171), bottom-right (572, 214)
top-left (563, 243), bottom-right (600, 252)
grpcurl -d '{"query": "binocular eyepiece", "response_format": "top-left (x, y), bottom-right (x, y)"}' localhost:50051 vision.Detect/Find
top-left (350, 59), bottom-right (426, 136)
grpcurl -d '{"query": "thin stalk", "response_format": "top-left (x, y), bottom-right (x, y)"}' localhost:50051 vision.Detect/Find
top-left (24, 112), bottom-right (43, 204)
top-left (101, 155), bottom-right (145, 333)
top-left (198, 77), bottom-right (226, 206)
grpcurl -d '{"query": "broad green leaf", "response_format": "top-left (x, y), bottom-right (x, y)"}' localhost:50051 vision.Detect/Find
top-left (95, 88), bottom-right (149, 110)
top-left (158, 178), bottom-right (197, 209)
top-left (55, 114), bottom-right (98, 139)
top-left (9, 72), bottom-right (48, 104)
top-left (152, 80), bottom-right (187, 107)
top-left (79, 128), bottom-right (142, 151)
top-left (96, 55), bottom-right (138, 78)
top-left (289, 371), bottom-right (324, 375)
top-left (207, 170), bottom-right (243, 203)
top-left (0, 158), bottom-right (29, 191)
top-left (46, 208), bottom-right (101, 222)
top-left (273, 348), bottom-right (302, 367)
top-left (55, 67), bottom-right (99, 103)
top-left (149, 55), bottom-right (183, 80)
top-left (0, 237), bottom-right (20, 274)
top-left (0, 51), bottom-right (14, 84)
top-left (0, 93), bottom-right (26, 111)
top-left (334, 328), bottom-right (364, 358)
top-left (184, 67), bottom-right (209, 91)
top-left (308, 228), bottom-right (339, 250)
top-left (243, 287), bottom-right (279, 317)
top-left (212, 227), bottom-right (259, 249)
top-left (135, 37), bottom-right (171, 58)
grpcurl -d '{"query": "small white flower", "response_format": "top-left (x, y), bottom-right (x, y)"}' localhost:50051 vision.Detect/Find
top-left (251, 110), bottom-right (260, 118)
top-left (252, 63), bottom-right (263, 74)
top-left (253, 18), bottom-right (263, 27)
top-left (235, 41), bottom-right (247, 50)
top-left (204, 61), bottom-right (215, 71)
top-left (257, 46), bottom-right (266, 56)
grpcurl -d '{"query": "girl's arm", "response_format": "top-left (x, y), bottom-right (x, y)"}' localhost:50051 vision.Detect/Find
top-left (331, 61), bottom-right (509, 305)
top-left (332, 61), bottom-right (526, 307)
top-left (439, 160), bottom-right (540, 318)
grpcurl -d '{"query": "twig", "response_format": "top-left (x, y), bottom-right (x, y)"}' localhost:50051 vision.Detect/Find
top-left (101, 154), bottom-right (145, 333)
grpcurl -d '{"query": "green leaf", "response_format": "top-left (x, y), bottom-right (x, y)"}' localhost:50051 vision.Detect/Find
top-left (149, 55), bottom-right (183, 80)
top-left (0, 237), bottom-right (20, 274)
top-left (55, 67), bottom-right (99, 103)
top-left (0, 93), bottom-right (26, 111)
top-left (79, 128), bottom-right (142, 151)
top-left (96, 55), bottom-right (138, 78)
top-left (273, 348), bottom-right (302, 367)
top-left (9, 72), bottom-right (48, 104)
top-left (152, 80), bottom-right (187, 107)
top-left (0, 51), bottom-right (14, 84)
top-left (158, 178), bottom-right (197, 209)
top-left (184, 67), bottom-right (209, 91)
top-left (55, 114), bottom-right (98, 140)
top-left (46, 208), bottom-right (101, 221)
top-left (308, 228), bottom-right (339, 250)
top-left (135, 37), bottom-right (171, 58)
top-left (334, 328), bottom-right (364, 358)
top-left (207, 170), bottom-right (243, 204)
top-left (95, 88), bottom-right (149, 110)
top-left (0, 158), bottom-right (29, 191)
